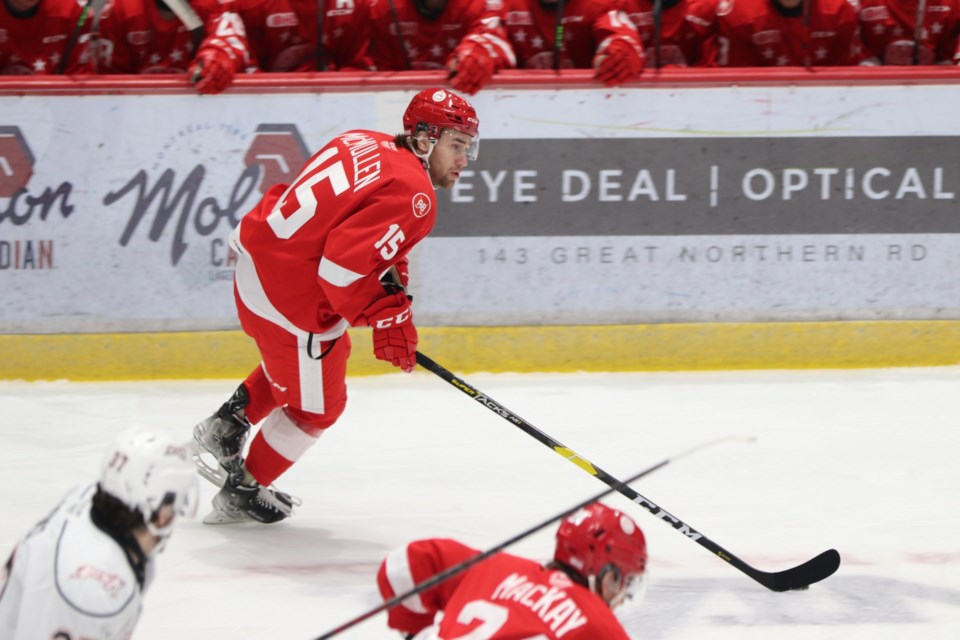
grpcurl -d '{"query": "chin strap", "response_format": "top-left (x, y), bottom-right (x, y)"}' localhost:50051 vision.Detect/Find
top-left (409, 135), bottom-right (438, 174)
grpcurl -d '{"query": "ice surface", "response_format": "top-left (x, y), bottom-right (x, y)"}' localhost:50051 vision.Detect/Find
top-left (2, 367), bottom-right (959, 639)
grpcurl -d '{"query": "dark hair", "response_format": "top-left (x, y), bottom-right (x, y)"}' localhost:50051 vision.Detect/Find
top-left (545, 560), bottom-right (589, 588)
top-left (91, 484), bottom-right (145, 532)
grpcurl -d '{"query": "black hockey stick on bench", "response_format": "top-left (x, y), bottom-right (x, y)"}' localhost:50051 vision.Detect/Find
top-left (313, 434), bottom-right (750, 639)
top-left (415, 351), bottom-right (841, 592)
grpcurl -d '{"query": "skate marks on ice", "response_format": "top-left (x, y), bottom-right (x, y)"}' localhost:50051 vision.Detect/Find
top-left (618, 575), bottom-right (960, 638)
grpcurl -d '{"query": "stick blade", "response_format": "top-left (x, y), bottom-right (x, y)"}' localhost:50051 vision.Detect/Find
top-left (752, 549), bottom-right (841, 592)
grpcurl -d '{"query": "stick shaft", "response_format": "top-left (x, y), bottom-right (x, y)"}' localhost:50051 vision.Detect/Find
top-left (415, 352), bottom-right (840, 593)
top-left (313, 435), bottom-right (745, 639)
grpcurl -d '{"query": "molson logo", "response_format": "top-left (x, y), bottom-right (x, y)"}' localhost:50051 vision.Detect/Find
top-left (0, 126), bottom-right (72, 271)
top-left (0, 126), bottom-right (35, 199)
top-left (105, 123), bottom-right (310, 266)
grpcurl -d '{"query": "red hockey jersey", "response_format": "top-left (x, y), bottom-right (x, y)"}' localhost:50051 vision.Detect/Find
top-left (857, 0), bottom-right (960, 64)
top-left (711, 0), bottom-right (876, 66)
top-left (366, 0), bottom-right (515, 71)
top-left (232, 0), bottom-right (309, 71)
top-left (377, 538), bottom-right (632, 640)
top-left (286, 0), bottom-right (372, 69)
top-left (623, 0), bottom-right (718, 66)
top-left (233, 130), bottom-right (436, 334)
top-left (97, 0), bottom-right (251, 74)
top-left (0, 0), bottom-right (94, 75)
top-left (503, 0), bottom-right (641, 69)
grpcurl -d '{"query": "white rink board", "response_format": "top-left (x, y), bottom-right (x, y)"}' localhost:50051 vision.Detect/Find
top-left (1, 84), bottom-right (959, 331)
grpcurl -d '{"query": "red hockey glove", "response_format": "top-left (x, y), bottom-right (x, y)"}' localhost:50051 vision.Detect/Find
top-left (593, 37), bottom-right (644, 86)
top-left (447, 43), bottom-right (496, 95)
top-left (359, 293), bottom-right (418, 373)
top-left (188, 48), bottom-right (236, 95)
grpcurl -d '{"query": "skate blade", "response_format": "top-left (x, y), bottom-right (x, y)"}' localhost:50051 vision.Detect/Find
top-left (203, 507), bottom-right (253, 525)
top-left (189, 440), bottom-right (229, 488)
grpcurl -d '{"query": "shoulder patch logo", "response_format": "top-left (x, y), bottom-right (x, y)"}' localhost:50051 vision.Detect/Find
top-left (412, 192), bottom-right (431, 218)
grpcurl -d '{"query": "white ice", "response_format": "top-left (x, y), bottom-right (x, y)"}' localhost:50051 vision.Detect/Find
top-left (2, 367), bottom-right (959, 639)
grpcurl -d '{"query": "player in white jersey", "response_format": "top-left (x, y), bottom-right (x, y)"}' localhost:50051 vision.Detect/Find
top-left (0, 428), bottom-right (198, 640)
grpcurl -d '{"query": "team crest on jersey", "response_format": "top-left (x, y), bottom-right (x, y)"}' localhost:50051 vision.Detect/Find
top-left (752, 30), bottom-right (781, 45)
top-left (267, 12), bottom-right (299, 27)
top-left (127, 31), bottom-right (151, 46)
top-left (859, 6), bottom-right (888, 20)
top-left (505, 11), bottom-right (533, 26)
top-left (412, 193), bottom-right (431, 218)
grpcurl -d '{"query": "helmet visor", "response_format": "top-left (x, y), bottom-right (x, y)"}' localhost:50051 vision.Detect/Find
top-left (441, 129), bottom-right (479, 162)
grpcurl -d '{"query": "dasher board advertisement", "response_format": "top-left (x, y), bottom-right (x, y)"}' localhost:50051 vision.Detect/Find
top-left (1, 85), bottom-right (958, 332)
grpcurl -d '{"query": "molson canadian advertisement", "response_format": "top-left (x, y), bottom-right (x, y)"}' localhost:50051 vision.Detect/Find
top-left (1, 86), bottom-right (958, 332)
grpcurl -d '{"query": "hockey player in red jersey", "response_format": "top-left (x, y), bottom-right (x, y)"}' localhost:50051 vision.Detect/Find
top-left (286, 0), bottom-right (373, 70)
top-left (231, 0), bottom-right (310, 71)
top-left (191, 89), bottom-right (480, 524)
top-left (96, 0), bottom-right (253, 93)
top-left (857, 0), bottom-right (960, 64)
top-left (503, 0), bottom-right (646, 84)
top-left (0, 0), bottom-right (95, 75)
top-left (366, 0), bottom-right (516, 94)
top-left (711, 0), bottom-right (878, 66)
top-left (377, 502), bottom-right (648, 639)
top-left (622, 0), bottom-right (719, 66)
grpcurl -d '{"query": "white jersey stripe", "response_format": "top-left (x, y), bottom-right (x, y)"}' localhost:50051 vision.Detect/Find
top-left (318, 256), bottom-right (364, 288)
top-left (384, 546), bottom-right (429, 615)
top-left (231, 222), bottom-right (348, 342)
top-left (297, 332), bottom-right (326, 414)
top-left (259, 408), bottom-right (322, 462)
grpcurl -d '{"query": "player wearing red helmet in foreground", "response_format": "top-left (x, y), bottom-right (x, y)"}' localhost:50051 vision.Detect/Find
top-left (191, 88), bottom-right (480, 525)
top-left (377, 502), bottom-right (648, 639)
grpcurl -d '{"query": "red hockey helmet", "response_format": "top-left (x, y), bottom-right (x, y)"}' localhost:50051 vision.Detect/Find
top-left (403, 88), bottom-right (479, 149)
top-left (554, 502), bottom-right (647, 580)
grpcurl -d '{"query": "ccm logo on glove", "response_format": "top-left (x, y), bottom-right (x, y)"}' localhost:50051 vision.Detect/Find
top-left (372, 307), bottom-right (412, 329)
top-left (359, 293), bottom-right (418, 372)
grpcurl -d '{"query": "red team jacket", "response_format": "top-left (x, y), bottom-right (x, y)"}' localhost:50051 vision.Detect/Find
top-left (857, 0), bottom-right (960, 64)
top-left (503, 0), bottom-right (640, 69)
top-left (287, 0), bottom-right (372, 69)
top-left (366, 0), bottom-right (515, 71)
top-left (377, 539), bottom-right (631, 639)
top-left (232, 0), bottom-right (309, 71)
top-left (234, 130), bottom-right (436, 334)
top-left (0, 0), bottom-right (94, 75)
top-left (97, 0), bottom-right (251, 74)
top-left (712, 0), bottom-right (876, 66)
top-left (623, 0), bottom-right (718, 66)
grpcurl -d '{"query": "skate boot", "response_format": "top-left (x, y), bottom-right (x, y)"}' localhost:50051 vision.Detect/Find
top-left (191, 384), bottom-right (252, 487)
top-left (203, 467), bottom-right (298, 525)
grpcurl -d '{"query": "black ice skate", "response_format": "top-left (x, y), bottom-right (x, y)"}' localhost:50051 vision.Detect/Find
top-left (191, 384), bottom-right (252, 487)
top-left (203, 470), bottom-right (298, 525)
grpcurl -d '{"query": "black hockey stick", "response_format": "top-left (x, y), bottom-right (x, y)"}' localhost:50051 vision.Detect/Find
top-left (652, 0), bottom-right (663, 70)
top-left (56, 0), bottom-right (93, 74)
top-left (415, 352), bottom-right (841, 592)
top-left (312, 434), bottom-right (751, 639)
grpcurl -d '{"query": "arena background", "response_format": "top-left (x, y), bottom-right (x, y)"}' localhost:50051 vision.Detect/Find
top-left (2, 69), bottom-right (959, 380)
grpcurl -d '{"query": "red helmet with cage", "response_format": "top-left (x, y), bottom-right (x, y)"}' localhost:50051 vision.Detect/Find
top-left (554, 502), bottom-right (647, 579)
top-left (403, 88), bottom-right (479, 141)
